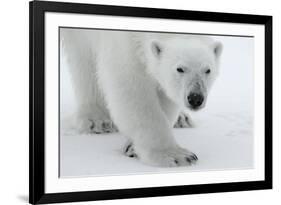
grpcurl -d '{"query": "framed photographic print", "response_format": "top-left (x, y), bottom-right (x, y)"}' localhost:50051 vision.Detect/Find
top-left (29, 0), bottom-right (272, 204)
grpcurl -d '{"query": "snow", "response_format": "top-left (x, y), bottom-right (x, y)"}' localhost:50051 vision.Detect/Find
top-left (59, 33), bottom-right (254, 177)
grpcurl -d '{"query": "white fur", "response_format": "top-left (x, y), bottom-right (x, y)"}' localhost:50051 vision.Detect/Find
top-left (61, 29), bottom-right (222, 167)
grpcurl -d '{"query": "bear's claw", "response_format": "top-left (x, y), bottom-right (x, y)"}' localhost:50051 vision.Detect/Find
top-left (89, 119), bottom-right (118, 134)
top-left (174, 112), bottom-right (194, 128)
top-left (124, 142), bottom-right (138, 158)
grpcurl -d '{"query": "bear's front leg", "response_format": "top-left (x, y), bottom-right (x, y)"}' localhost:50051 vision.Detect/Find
top-left (99, 71), bottom-right (197, 167)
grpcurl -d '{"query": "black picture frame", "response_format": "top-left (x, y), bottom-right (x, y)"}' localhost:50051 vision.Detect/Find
top-left (29, 0), bottom-right (272, 204)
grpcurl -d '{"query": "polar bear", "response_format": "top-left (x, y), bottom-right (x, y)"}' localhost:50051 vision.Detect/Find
top-left (61, 29), bottom-right (222, 167)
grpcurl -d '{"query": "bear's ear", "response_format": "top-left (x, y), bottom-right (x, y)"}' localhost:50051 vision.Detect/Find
top-left (151, 40), bottom-right (163, 58)
top-left (213, 41), bottom-right (223, 59)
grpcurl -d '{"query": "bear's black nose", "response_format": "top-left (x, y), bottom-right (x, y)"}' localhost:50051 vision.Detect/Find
top-left (188, 93), bottom-right (204, 108)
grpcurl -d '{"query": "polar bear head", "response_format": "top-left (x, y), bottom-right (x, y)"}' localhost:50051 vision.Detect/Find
top-left (146, 35), bottom-right (223, 110)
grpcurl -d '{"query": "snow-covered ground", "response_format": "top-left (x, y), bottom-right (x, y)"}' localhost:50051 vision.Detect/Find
top-left (59, 32), bottom-right (254, 177)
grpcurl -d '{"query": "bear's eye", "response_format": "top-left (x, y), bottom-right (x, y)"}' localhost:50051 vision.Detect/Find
top-left (205, 69), bottom-right (211, 74)
top-left (177, 67), bottom-right (185, 73)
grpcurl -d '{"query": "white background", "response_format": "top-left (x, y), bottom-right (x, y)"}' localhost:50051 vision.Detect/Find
top-left (51, 16), bottom-right (263, 192)
top-left (0, 0), bottom-right (279, 204)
